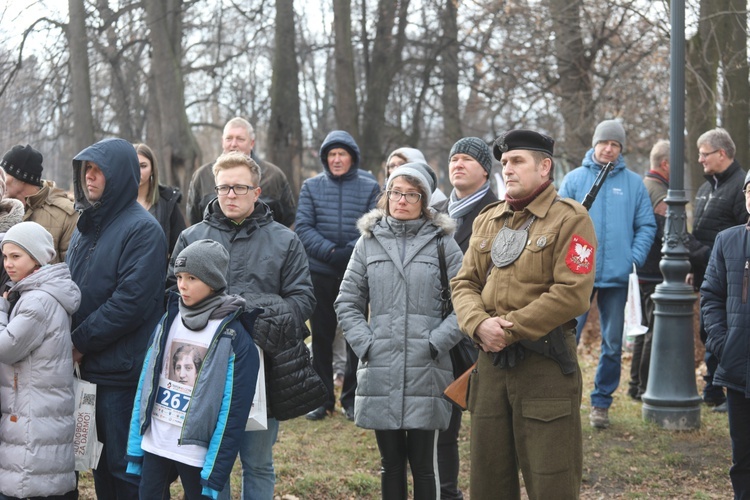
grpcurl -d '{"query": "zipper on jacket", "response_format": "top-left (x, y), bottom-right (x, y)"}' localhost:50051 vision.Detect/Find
top-left (743, 260), bottom-right (749, 304)
top-left (10, 371), bottom-right (18, 422)
top-left (178, 310), bottom-right (240, 444)
top-left (140, 313), bottom-right (170, 435)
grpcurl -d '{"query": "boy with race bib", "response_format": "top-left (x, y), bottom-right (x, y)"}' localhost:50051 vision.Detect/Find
top-left (126, 239), bottom-right (260, 499)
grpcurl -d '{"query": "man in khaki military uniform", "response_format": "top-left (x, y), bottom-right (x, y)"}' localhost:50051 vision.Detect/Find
top-left (451, 129), bottom-right (596, 499)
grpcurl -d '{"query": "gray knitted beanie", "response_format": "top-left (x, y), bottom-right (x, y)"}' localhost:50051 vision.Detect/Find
top-left (173, 239), bottom-right (229, 292)
top-left (592, 119), bottom-right (626, 152)
top-left (2, 221), bottom-right (55, 265)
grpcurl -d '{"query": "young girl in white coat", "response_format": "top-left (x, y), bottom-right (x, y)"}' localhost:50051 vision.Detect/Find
top-left (0, 221), bottom-right (81, 499)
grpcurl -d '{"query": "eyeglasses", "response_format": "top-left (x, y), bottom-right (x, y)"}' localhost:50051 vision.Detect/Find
top-left (386, 190), bottom-right (422, 204)
top-left (699, 150), bottom-right (719, 160)
top-left (215, 184), bottom-right (256, 196)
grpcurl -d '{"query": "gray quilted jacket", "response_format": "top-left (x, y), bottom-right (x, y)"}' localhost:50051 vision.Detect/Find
top-left (335, 209), bottom-right (463, 431)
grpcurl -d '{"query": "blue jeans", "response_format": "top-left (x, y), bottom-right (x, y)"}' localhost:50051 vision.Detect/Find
top-left (576, 287), bottom-right (628, 409)
top-left (93, 385), bottom-right (140, 500)
top-left (728, 389), bottom-right (750, 499)
top-left (139, 452), bottom-right (204, 500)
top-left (217, 418), bottom-right (279, 500)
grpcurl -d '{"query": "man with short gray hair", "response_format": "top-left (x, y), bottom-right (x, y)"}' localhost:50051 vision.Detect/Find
top-left (691, 127), bottom-right (747, 412)
top-left (186, 117), bottom-right (296, 227)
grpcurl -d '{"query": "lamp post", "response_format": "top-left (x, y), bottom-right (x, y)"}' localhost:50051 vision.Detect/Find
top-left (641, 0), bottom-right (702, 430)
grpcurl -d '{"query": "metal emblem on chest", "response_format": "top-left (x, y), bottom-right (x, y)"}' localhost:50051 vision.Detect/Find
top-left (491, 215), bottom-right (537, 268)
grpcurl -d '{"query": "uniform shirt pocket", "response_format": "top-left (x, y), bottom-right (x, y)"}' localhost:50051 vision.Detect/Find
top-left (515, 232), bottom-right (557, 284)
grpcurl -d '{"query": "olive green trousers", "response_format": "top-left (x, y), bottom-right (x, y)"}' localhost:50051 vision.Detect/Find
top-left (467, 329), bottom-right (582, 499)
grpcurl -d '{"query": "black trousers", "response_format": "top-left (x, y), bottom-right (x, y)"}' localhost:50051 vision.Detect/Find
top-left (375, 429), bottom-right (439, 500)
top-left (340, 341), bottom-right (358, 411)
top-left (437, 406), bottom-right (464, 499)
top-left (310, 272), bottom-right (341, 410)
top-left (728, 389), bottom-right (750, 499)
top-left (629, 283), bottom-right (656, 399)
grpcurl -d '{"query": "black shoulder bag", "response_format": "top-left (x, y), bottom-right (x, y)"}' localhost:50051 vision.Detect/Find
top-left (437, 235), bottom-right (478, 378)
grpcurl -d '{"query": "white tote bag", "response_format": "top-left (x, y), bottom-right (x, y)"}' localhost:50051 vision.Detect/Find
top-left (245, 345), bottom-right (268, 431)
top-left (73, 364), bottom-right (103, 471)
top-left (624, 264), bottom-right (649, 342)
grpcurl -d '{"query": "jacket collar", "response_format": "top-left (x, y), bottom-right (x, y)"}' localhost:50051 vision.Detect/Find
top-left (24, 181), bottom-right (50, 209)
top-left (206, 198), bottom-right (273, 232)
top-left (704, 160), bottom-right (742, 188)
top-left (493, 183), bottom-right (558, 221)
top-left (645, 170), bottom-right (669, 188)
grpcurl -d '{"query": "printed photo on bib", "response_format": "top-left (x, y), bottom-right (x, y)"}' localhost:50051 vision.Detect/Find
top-left (153, 340), bottom-right (208, 426)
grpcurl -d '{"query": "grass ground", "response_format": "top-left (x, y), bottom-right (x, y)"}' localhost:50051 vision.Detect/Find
top-left (78, 339), bottom-right (733, 499)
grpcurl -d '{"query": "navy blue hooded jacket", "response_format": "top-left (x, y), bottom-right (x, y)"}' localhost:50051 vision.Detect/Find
top-left (295, 131), bottom-right (380, 276)
top-left (67, 138), bottom-right (167, 386)
top-left (701, 223), bottom-right (750, 397)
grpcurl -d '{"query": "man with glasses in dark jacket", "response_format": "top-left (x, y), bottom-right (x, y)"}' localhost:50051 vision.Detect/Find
top-left (169, 151), bottom-right (315, 500)
top-left (690, 127), bottom-right (747, 413)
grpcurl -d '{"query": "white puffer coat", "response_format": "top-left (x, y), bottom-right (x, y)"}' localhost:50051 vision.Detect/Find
top-left (335, 209), bottom-right (464, 431)
top-left (0, 263), bottom-right (81, 498)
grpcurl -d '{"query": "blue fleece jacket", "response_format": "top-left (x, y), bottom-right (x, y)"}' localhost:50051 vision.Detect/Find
top-left (558, 149), bottom-right (656, 287)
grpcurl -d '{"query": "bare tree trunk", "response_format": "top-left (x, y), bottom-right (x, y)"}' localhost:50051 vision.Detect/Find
top-left (438, 0), bottom-right (461, 182)
top-left (67, 0), bottom-right (95, 152)
top-left (94, 1), bottom-right (136, 140)
top-left (143, 0), bottom-right (200, 197)
top-left (360, 0), bottom-right (409, 172)
top-left (718, 0), bottom-right (749, 168)
top-left (547, 0), bottom-right (594, 166)
top-left (686, 0), bottom-right (720, 193)
top-left (268, 0), bottom-right (304, 194)
top-left (333, 0), bottom-right (359, 139)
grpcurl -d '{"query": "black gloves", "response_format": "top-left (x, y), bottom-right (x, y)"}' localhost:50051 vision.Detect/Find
top-left (329, 245), bottom-right (354, 273)
top-left (492, 343), bottom-right (525, 369)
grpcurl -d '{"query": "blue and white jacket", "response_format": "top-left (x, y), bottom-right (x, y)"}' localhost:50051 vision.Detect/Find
top-left (559, 149), bottom-right (656, 287)
top-left (126, 293), bottom-right (261, 499)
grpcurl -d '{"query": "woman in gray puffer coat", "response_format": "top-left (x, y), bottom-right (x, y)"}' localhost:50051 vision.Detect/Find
top-left (0, 222), bottom-right (81, 499)
top-left (335, 163), bottom-right (464, 500)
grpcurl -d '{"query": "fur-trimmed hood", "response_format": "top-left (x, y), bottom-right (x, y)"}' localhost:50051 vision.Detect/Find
top-left (357, 208), bottom-right (456, 238)
top-left (0, 198), bottom-right (25, 234)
